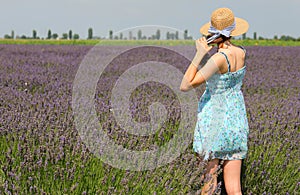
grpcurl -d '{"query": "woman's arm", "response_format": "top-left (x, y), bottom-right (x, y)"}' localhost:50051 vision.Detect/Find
top-left (180, 37), bottom-right (213, 92)
top-left (179, 56), bottom-right (205, 92)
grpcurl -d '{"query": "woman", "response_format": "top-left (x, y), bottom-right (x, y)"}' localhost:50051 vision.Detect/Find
top-left (180, 8), bottom-right (250, 195)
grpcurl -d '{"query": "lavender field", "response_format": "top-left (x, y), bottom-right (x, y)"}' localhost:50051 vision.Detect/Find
top-left (0, 44), bottom-right (299, 194)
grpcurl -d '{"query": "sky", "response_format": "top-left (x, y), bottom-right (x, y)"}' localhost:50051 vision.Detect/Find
top-left (1, 0), bottom-right (299, 40)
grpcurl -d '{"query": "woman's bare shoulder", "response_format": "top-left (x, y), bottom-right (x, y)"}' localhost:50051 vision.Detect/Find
top-left (210, 52), bottom-right (228, 65)
top-left (209, 52), bottom-right (228, 73)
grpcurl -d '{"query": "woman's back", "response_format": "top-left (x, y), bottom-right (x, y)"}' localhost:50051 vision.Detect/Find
top-left (217, 45), bottom-right (246, 74)
top-left (205, 46), bottom-right (247, 94)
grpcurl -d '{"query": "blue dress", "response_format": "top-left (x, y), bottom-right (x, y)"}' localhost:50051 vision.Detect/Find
top-left (193, 49), bottom-right (249, 161)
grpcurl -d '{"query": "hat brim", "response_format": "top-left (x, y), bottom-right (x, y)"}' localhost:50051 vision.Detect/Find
top-left (200, 17), bottom-right (249, 37)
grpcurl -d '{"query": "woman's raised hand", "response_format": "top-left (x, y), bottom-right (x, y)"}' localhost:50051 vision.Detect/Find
top-left (190, 37), bottom-right (215, 71)
top-left (195, 37), bottom-right (213, 53)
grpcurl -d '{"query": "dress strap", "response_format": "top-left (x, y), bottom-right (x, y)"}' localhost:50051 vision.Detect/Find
top-left (219, 52), bottom-right (231, 73)
top-left (238, 45), bottom-right (246, 54)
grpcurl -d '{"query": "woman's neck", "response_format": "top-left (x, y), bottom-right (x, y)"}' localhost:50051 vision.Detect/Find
top-left (218, 40), bottom-right (231, 49)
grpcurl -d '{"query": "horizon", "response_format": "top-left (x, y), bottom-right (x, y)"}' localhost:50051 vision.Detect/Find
top-left (2, 25), bottom-right (299, 41)
top-left (1, 0), bottom-right (299, 40)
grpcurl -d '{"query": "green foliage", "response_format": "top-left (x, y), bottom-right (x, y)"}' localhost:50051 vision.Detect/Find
top-left (62, 33), bottom-right (68, 40)
top-left (3, 27), bottom-right (300, 43)
top-left (47, 30), bottom-right (52, 39)
top-left (253, 32), bottom-right (257, 40)
top-left (52, 33), bottom-right (58, 39)
top-left (156, 29), bottom-right (160, 40)
top-left (242, 33), bottom-right (246, 40)
top-left (183, 30), bottom-right (192, 40)
top-left (280, 35), bottom-right (296, 41)
top-left (32, 30), bottom-right (37, 39)
top-left (62, 33), bottom-right (68, 39)
top-left (4, 34), bottom-right (12, 39)
top-left (184, 30), bottom-right (188, 40)
top-left (68, 30), bottom-right (72, 40)
top-left (137, 30), bottom-right (142, 40)
top-left (88, 28), bottom-right (93, 39)
top-left (73, 34), bottom-right (80, 40)
top-left (109, 30), bottom-right (113, 40)
top-left (11, 30), bottom-right (15, 39)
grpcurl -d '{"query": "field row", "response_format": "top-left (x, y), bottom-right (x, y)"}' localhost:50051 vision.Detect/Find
top-left (0, 45), bottom-right (299, 194)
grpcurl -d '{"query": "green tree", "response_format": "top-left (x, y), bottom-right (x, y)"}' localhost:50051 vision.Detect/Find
top-left (11, 30), bottom-right (15, 39)
top-left (287, 35), bottom-right (296, 41)
top-left (88, 28), bottom-right (93, 39)
top-left (119, 33), bottom-right (123, 40)
top-left (242, 33), bottom-right (246, 40)
top-left (172, 33), bottom-right (176, 40)
top-left (47, 30), bottom-right (52, 39)
top-left (175, 31), bottom-right (179, 40)
top-left (166, 32), bottom-right (170, 40)
top-left (274, 35), bottom-right (278, 40)
top-left (62, 33), bottom-right (68, 39)
top-left (184, 30), bottom-right (188, 40)
top-left (52, 33), bottom-right (58, 39)
top-left (73, 34), bottom-right (80, 39)
top-left (68, 30), bottom-right (72, 40)
top-left (253, 32), bottom-right (257, 40)
top-left (4, 34), bottom-right (11, 39)
top-left (137, 30), bottom-right (142, 40)
top-left (33, 30), bottom-right (37, 39)
top-left (156, 29), bottom-right (161, 40)
top-left (109, 30), bottom-right (113, 39)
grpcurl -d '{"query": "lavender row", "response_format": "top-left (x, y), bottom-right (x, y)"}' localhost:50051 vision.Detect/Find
top-left (0, 44), bottom-right (299, 194)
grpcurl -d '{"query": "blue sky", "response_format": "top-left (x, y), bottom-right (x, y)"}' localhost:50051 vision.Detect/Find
top-left (1, 0), bottom-right (299, 39)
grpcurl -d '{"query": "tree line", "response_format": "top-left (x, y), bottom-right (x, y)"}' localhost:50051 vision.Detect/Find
top-left (3, 28), bottom-right (192, 40)
top-left (242, 32), bottom-right (300, 41)
top-left (3, 28), bottom-right (93, 40)
top-left (3, 28), bottom-right (300, 41)
top-left (108, 29), bottom-right (193, 40)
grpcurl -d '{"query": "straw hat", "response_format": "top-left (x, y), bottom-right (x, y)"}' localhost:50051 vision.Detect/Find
top-left (200, 7), bottom-right (249, 36)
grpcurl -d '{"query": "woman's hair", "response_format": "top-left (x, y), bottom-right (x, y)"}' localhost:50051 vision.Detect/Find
top-left (207, 34), bottom-right (232, 45)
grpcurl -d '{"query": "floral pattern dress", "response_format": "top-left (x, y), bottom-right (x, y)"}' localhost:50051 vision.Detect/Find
top-left (193, 49), bottom-right (249, 161)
